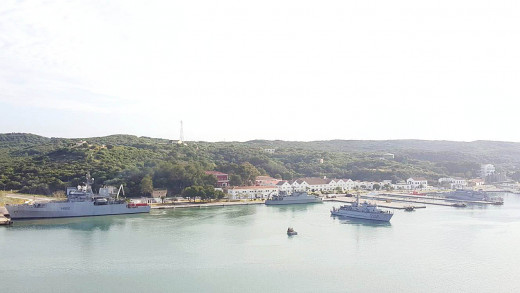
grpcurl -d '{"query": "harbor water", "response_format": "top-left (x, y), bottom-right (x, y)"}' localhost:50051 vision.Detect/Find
top-left (1, 193), bottom-right (520, 292)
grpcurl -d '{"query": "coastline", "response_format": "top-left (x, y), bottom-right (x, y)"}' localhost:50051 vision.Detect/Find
top-left (151, 200), bottom-right (265, 209)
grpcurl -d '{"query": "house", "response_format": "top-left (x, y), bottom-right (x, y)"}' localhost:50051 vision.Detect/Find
top-left (468, 178), bottom-right (485, 186)
top-left (227, 186), bottom-right (279, 199)
top-left (481, 164), bottom-right (496, 178)
top-left (290, 177), bottom-right (354, 192)
top-left (407, 178), bottom-right (428, 189)
top-left (205, 171), bottom-right (230, 187)
top-left (381, 153), bottom-right (395, 160)
top-left (264, 148), bottom-right (275, 154)
top-left (276, 180), bottom-right (293, 193)
top-left (255, 176), bottom-right (281, 186)
top-left (152, 189), bottom-right (168, 200)
top-left (438, 177), bottom-right (467, 189)
top-left (392, 180), bottom-right (413, 190)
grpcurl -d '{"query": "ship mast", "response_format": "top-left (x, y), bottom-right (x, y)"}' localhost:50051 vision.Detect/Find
top-left (85, 172), bottom-right (94, 194)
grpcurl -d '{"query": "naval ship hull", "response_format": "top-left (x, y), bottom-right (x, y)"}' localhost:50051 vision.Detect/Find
top-left (6, 201), bottom-right (150, 219)
top-left (331, 210), bottom-right (393, 222)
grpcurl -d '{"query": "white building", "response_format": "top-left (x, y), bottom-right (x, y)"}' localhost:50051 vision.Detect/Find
top-left (406, 177), bottom-right (428, 189)
top-left (227, 186), bottom-right (279, 199)
top-left (438, 177), bottom-right (467, 189)
top-left (381, 153), bottom-right (395, 160)
top-left (264, 148), bottom-right (275, 154)
top-left (481, 164), bottom-right (496, 178)
top-left (276, 181), bottom-right (293, 193)
top-left (392, 181), bottom-right (412, 190)
top-left (469, 178), bottom-right (485, 186)
top-left (290, 177), bottom-right (345, 192)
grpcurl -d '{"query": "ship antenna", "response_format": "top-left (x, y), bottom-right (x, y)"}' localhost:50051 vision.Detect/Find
top-left (86, 172), bottom-right (94, 193)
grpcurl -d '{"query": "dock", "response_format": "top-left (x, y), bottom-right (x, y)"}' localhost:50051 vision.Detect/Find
top-left (377, 193), bottom-right (498, 206)
top-left (324, 197), bottom-right (426, 210)
top-left (0, 206), bottom-right (13, 226)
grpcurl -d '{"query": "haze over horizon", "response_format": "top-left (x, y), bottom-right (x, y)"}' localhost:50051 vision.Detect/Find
top-left (1, 0), bottom-right (520, 142)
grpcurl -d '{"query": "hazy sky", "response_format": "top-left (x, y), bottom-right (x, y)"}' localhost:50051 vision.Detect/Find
top-left (1, 0), bottom-right (519, 141)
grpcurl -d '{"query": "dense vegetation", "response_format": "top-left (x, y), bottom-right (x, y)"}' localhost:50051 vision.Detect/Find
top-left (1, 133), bottom-right (518, 196)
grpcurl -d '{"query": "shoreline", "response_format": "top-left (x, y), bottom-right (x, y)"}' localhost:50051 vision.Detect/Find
top-left (151, 200), bottom-right (265, 209)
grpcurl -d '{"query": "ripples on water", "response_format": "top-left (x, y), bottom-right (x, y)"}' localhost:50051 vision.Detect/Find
top-left (2, 193), bottom-right (520, 292)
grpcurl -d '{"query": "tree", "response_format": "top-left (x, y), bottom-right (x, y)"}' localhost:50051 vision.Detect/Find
top-left (238, 162), bottom-right (261, 185)
top-left (215, 189), bottom-right (225, 200)
top-left (229, 174), bottom-right (242, 186)
top-left (373, 184), bottom-right (381, 191)
top-left (140, 175), bottom-right (153, 196)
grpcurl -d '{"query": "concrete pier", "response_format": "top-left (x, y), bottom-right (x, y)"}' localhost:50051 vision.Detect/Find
top-left (378, 193), bottom-right (498, 206)
top-left (0, 206), bottom-right (12, 225)
top-left (324, 197), bottom-right (426, 210)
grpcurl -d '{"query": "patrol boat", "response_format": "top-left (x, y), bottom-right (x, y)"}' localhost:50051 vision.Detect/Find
top-left (6, 173), bottom-right (150, 219)
top-left (265, 191), bottom-right (323, 205)
top-left (330, 193), bottom-right (393, 222)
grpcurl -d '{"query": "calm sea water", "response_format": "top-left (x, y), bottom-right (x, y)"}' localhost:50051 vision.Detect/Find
top-left (2, 194), bottom-right (520, 292)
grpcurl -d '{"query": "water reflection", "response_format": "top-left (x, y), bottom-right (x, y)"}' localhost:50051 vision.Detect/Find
top-left (266, 203), bottom-right (321, 213)
top-left (9, 215), bottom-right (127, 232)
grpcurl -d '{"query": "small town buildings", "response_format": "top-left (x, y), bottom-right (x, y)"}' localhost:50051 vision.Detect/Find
top-left (468, 178), bottom-right (485, 186)
top-left (255, 176), bottom-right (281, 186)
top-left (276, 180), bottom-right (293, 193)
top-left (227, 186), bottom-right (279, 199)
top-left (481, 164), bottom-right (496, 178)
top-left (392, 181), bottom-right (412, 190)
top-left (291, 177), bottom-right (336, 192)
top-left (438, 177), bottom-right (467, 189)
top-left (406, 177), bottom-right (428, 189)
top-left (264, 148), bottom-right (276, 154)
top-left (152, 189), bottom-right (168, 201)
top-left (205, 171), bottom-right (230, 187)
top-left (381, 153), bottom-right (395, 160)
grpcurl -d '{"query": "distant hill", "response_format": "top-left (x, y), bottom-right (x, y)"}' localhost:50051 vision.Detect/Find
top-left (0, 133), bottom-right (518, 196)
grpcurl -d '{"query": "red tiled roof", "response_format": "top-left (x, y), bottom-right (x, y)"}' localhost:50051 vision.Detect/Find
top-left (295, 177), bottom-right (332, 185)
top-left (229, 186), bottom-right (278, 190)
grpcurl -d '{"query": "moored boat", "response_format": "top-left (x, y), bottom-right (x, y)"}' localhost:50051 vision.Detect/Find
top-left (330, 193), bottom-right (393, 222)
top-left (404, 206), bottom-right (415, 211)
top-left (6, 173), bottom-right (150, 219)
top-left (265, 191), bottom-right (322, 205)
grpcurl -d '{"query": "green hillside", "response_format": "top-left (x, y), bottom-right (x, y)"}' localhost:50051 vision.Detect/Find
top-left (0, 133), bottom-right (517, 196)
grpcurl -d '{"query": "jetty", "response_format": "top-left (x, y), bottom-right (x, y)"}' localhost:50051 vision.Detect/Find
top-left (376, 192), bottom-right (498, 206)
top-left (0, 206), bottom-right (13, 226)
top-left (324, 197), bottom-right (426, 210)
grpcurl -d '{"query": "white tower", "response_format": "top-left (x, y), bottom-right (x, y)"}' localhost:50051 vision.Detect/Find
top-left (178, 120), bottom-right (185, 144)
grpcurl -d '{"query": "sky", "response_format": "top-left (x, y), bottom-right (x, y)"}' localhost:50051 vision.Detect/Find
top-left (1, 0), bottom-right (519, 142)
